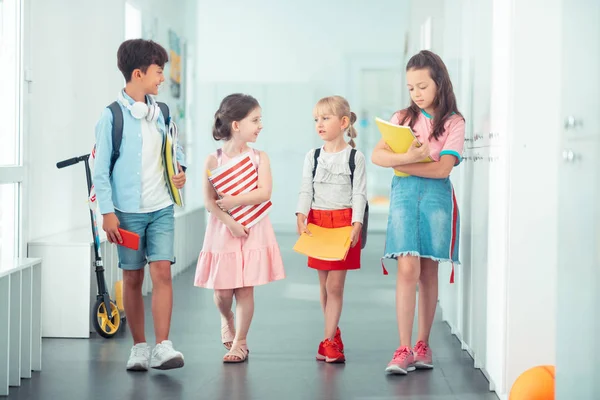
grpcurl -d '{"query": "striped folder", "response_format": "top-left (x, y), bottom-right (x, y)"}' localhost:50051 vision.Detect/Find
top-left (207, 152), bottom-right (272, 228)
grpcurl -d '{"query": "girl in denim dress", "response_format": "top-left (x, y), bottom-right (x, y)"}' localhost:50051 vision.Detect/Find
top-left (372, 50), bottom-right (465, 375)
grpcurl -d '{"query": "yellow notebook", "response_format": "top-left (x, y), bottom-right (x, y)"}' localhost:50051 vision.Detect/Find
top-left (163, 122), bottom-right (184, 206)
top-left (293, 224), bottom-right (353, 261)
top-left (374, 117), bottom-right (433, 177)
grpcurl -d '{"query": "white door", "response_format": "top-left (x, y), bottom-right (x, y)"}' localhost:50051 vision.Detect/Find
top-left (468, 0), bottom-right (493, 371)
top-left (556, 0), bottom-right (600, 398)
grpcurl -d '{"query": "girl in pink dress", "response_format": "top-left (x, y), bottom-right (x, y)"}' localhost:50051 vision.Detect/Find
top-left (195, 93), bottom-right (285, 363)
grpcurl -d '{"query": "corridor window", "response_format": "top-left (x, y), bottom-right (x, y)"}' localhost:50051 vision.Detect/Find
top-left (420, 17), bottom-right (432, 50)
top-left (0, 0), bottom-right (23, 261)
top-left (0, 184), bottom-right (17, 262)
top-left (0, 0), bottom-right (21, 166)
top-left (125, 2), bottom-right (142, 40)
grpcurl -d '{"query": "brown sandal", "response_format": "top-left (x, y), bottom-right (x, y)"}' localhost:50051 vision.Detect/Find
top-left (223, 339), bottom-right (249, 363)
top-left (221, 312), bottom-right (235, 350)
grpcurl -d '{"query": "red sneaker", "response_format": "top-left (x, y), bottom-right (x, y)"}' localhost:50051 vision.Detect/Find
top-left (322, 339), bottom-right (345, 363)
top-left (316, 340), bottom-right (326, 361)
top-left (317, 328), bottom-right (344, 360)
top-left (334, 327), bottom-right (344, 353)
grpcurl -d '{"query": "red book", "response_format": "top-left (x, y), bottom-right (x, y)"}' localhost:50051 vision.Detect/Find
top-left (207, 152), bottom-right (272, 228)
top-left (118, 228), bottom-right (140, 250)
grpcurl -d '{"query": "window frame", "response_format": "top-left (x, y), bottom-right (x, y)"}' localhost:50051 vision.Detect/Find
top-left (0, 0), bottom-right (24, 261)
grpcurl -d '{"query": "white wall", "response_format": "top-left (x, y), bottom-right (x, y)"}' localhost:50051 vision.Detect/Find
top-left (409, 0), bottom-right (560, 398)
top-left (190, 0), bottom-right (410, 232)
top-left (24, 0), bottom-right (197, 242)
top-left (484, 0), bottom-right (511, 394)
top-left (504, 0), bottom-right (560, 390)
top-left (196, 0), bottom-right (409, 86)
top-left (555, 1), bottom-right (600, 398)
top-left (23, 0), bottom-right (412, 237)
top-left (407, 0), bottom-right (444, 55)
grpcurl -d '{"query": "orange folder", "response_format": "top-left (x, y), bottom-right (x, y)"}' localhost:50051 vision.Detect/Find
top-left (293, 224), bottom-right (353, 261)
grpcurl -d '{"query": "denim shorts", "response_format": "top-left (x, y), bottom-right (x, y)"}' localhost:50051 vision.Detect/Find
top-left (114, 205), bottom-right (175, 270)
top-left (383, 176), bottom-right (460, 264)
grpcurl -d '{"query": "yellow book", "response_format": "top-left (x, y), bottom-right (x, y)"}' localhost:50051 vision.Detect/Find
top-left (162, 122), bottom-right (184, 206)
top-left (293, 224), bottom-right (353, 261)
top-left (374, 117), bottom-right (433, 177)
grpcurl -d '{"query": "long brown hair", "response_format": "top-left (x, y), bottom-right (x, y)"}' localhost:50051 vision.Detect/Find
top-left (399, 50), bottom-right (463, 140)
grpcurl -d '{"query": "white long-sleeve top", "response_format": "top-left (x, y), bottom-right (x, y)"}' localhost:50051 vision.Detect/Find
top-left (296, 145), bottom-right (367, 225)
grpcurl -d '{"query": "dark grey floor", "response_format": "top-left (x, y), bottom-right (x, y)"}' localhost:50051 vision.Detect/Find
top-left (8, 233), bottom-right (498, 400)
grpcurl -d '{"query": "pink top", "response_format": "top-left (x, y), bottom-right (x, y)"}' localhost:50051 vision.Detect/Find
top-left (194, 149), bottom-right (286, 290)
top-left (390, 109), bottom-right (465, 165)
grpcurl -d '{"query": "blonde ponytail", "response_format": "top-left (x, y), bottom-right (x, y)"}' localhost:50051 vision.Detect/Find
top-left (347, 111), bottom-right (358, 148)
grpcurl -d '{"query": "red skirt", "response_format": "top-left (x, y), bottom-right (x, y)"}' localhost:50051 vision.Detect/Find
top-left (307, 208), bottom-right (361, 271)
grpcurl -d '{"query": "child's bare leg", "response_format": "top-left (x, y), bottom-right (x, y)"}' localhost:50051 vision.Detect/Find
top-left (149, 261), bottom-right (173, 343)
top-left (324, 270), bottom-right (347, 340)
top-left (224, 287), bottom-right (254, 362)
top-left (396, 256), bottom-right (420, 347)
top-left (123, 269), bottom-right (146, 344)
top-left (417, 258), bottom-right (439, 344)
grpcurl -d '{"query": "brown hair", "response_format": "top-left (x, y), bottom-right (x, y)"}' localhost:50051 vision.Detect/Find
top-left (212, 93), bottom-right (260, 141)
top-left (398, 50), bottom-right (463, 140)
top-left (117, 39), bottom-right (169, 82)
top-left (313, 96), bottom-right (358, 148)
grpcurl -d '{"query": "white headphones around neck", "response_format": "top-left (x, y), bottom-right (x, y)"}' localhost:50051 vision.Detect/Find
top-left (117, 91), bottom-right (160, 122)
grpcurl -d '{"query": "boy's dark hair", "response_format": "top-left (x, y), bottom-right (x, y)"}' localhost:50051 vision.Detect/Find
top-left (213, 94), bottom-right (260, 141)
top-left (117, 39), bottom-right (169, 82)
top-left (399, 50), bottom-right (463, 140)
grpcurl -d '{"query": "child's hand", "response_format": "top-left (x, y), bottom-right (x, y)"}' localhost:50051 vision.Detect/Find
top-left (102, 213), bottom-right (122, 244)
top-left (228, 222), bottom-right (249, 238)
top-left (350, 223), bottom-right (362, 248)
top-left (172, 163), bottom-right (186, 189)
top-left (216, 193), bottom-right (237, 211)
top-left (407, 139), bottom-right (430, 162)
top-left (296, 214), bottom-right (311, 236)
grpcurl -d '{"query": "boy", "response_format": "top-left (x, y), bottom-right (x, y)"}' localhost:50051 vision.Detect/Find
top-left (93, 39), bottom-right (187, 371)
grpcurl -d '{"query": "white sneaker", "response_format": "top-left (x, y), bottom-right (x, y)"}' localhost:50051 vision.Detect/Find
top-left (126, 343), bottom-right (151, 371)
top-left (150, 340), bottom-right (185, 370)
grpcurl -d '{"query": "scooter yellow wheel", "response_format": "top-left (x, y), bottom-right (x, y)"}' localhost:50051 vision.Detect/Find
top-left (92, 298), bottom-right (121, 338)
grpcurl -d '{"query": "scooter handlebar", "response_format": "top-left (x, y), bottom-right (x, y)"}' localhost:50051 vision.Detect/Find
top-left (56, 157), bottom-right (80, 169)
top-left (56, 154), bottom-right (89, 169)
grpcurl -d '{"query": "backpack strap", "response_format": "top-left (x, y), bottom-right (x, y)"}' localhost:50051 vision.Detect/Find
top-left (312, 148), bottom-right (321, 179)
top-left (107, 101), bottom-right (123, 177)
top-left (349, 148), bottom-right (357, 186)
top-left (105, 101), bottom-right (170, 177)
top-left (157, 102), bottom-right (170, 125)
top-left (312, 147), bottom-right (356, 184)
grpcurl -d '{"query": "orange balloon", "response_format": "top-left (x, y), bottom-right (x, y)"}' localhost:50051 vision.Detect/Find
top-left (510, 365), bottom-right (555, 400)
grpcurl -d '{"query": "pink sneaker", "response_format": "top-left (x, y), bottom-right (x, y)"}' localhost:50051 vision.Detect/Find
top-left (385, 346), bottom-right (415, 375)
top-left (413, 340), bottom-right (433, 369)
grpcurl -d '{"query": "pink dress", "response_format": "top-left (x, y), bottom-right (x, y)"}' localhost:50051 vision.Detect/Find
top-left (194, 149), bottom-right (286, 289)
